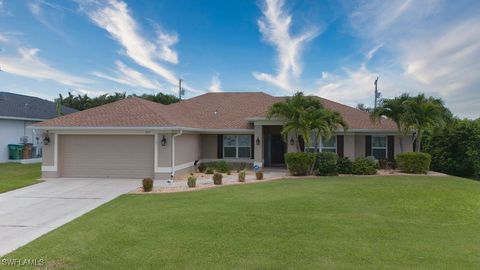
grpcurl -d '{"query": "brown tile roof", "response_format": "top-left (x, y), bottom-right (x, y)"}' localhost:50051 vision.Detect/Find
top-left (34, 92), bottom-right (397, 130)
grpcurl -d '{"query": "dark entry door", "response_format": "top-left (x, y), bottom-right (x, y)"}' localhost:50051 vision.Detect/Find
top-left (270, 134), bottom-right (286, 166)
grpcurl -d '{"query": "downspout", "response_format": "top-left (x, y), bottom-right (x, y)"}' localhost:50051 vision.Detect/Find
top-left (169, 130), bottom-right (183, 183)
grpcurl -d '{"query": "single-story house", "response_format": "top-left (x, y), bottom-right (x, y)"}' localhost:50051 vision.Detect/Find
top-left (32, 92), bottom-right (413, 179)
top-left (0, 92), bottom-right (77, 163)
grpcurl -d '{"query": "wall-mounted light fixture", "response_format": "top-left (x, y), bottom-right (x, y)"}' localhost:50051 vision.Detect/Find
top-left (161, 135), bottom-right (167, 146)
top-left (289, 137), bottom-right (295, 146)
top-left (43, 134), bottom-right (50, 145)
top-left (256, 136), bottom-right (261, 145)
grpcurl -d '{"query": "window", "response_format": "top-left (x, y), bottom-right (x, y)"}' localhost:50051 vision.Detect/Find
top-left (305, 135), bottom-right (337, 153)
top-left (223, 135), bottom-right (251, 158)
top-left (321, 136), bottom-right (337, 153)
top-left (372, 136), bottom-right (387, 160)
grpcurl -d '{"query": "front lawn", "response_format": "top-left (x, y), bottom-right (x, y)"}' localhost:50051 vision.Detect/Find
top-left (3, 176), bottom-right (479, 269)
top-left (0, 163), bottom-right (41, 193)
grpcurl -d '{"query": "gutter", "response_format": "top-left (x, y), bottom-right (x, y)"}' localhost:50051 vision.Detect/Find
top-left (169, 130), bottom-right (183, 183)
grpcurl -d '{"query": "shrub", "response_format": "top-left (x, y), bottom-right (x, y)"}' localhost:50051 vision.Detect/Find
top-left (284, 152), bottom-right (315, 176)
top-left (213, 173), bottom-right (223, 185)
top-left (256, 171), bottom-right (263, 180)
top-left (397, 152), bottom-right (431, 174)
top-left (352, 158), bottom-right (377, 175)
top-left (205, 167), bottom-right (214, 174)
top-left (215, 161), bottom-right (231, 173)
top-left (238, 170), bottom-right (246, 182)
top-left (197, 163), bottom-right (206, 173)
top-left (142, 177), bottom-right (153, 192)
top-left (187, 176), bottom-right (197, 188)
top-left (378, 159), bottom-right (397, 170)
top-left (337, 157), bottom-right (353, 174)
top-left (423, 119), bottom-right (480, 177)
top-left (315, 152), bottom-right (338, 176)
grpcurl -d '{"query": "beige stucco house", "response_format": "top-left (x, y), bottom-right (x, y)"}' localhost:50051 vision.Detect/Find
top-left (33, 92), bottom-right (413, 180)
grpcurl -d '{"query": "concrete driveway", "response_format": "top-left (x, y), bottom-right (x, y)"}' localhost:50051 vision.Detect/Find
top-left (0, 178), bottom-right (139, 256)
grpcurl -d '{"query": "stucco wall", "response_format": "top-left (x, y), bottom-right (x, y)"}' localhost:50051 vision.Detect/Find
top-left (157, 133), bottom-right (172, 167)
top-left (175, 133), bottom-right (201, 165)
top-left (42, 132), bottom-right (55, 166)
top-left (254, 125), bottom-right (263, 165)
top-left (201, 134), bottom-right (217, 159)
top-left (0, 119), bottom-right (41, 162)
top-left (395, 135), bottom-right (414, 156)
top-left (354, 135), bottom-right (366, 158)
top-left (343, 135), bottom-right (355, 159)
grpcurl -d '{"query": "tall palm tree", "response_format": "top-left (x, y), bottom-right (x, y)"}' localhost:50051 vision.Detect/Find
top-left (402, 94), bottom-right (452, 152)
top-left (370, 94), bottom-right (411, 152)
top-left (267, 91), bottom-right (348, 152)
top-left (267, 92), bottom-right (318, 151)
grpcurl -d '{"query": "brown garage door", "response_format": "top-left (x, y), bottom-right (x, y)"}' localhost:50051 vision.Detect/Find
top-left (59, 135), bottom-right (154, 179)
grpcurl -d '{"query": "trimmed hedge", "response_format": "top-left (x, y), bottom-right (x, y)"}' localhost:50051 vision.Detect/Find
top-left (352, 158), bottom-right (377, 175)
top-left (315, 152), bottom-right (338, 176)
top-left (337, 157), bottom-right (353, 174)
top-left (285, 152), bottom-right (315, 176)
top-left (397, 152), bottom-right (431, 174)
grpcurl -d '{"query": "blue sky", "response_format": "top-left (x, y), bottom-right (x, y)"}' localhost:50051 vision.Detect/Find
top-left (0, 0), bottom-right (479, 118)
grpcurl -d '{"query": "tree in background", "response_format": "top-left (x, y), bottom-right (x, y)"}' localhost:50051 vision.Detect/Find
top-left (423, 119), bottom-right (480, 178)
top-left (56, 91), bottom-right (179, 111)
top-left (371, 93), bottom-right (451, 152)
top-left (402, 94), bottom-right (452, 152)
top-left (131, 92), bottom-right (179, 105)
top-left (370, 94), bottom-right (411, 152)
top-left (356, 103), bottom-right (372, 113)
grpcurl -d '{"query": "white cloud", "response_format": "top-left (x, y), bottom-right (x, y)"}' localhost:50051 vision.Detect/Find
top-left (93, 61), bottom-right (163, 90)
top-left (208, 73), bottom-right (222, 92)
top-left (82, 0), bottom-right (180, 87)
top-left (401, 19), bottom-right (480, 96)
top-left (322, 0), bottom-right (480, 118)
top-left (0, 47), bottom-right (92, 87)
top-left (253, 0), bottom-right (319, 91)
top-left (0, 33), bottom-right (8, 43)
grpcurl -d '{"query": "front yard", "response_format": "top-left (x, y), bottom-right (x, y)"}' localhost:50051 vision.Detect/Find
top-left (0, 163), bottom-right (41, 193)
top-left (2, 176), bottom-right (479, 269)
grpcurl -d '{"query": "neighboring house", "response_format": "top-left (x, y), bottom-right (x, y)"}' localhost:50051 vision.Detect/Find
top-left (0, 92), bottom-right (77, 162)
top-left (33, 92), bottom-right (413, 179)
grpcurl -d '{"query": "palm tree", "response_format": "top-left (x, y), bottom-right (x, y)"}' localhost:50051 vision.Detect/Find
top-left (402, 94), bottom-right (452, 152)
top-left (267, 92), bottom-right (318, 151)
top-left (267, 91), bottom-right (348, 152)
top-left (370, 94), bottom-right (411, 152)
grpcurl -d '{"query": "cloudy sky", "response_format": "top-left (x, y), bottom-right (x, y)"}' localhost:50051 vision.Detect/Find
top-left (0, 0), bottom-right (478, 118)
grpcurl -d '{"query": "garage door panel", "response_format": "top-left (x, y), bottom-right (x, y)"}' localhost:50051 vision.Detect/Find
top-left (59, 135), bottom-right (154, 179)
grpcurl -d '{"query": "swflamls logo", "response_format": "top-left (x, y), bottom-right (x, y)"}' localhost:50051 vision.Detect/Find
top-left (1, 258), bottom-right (45, 266)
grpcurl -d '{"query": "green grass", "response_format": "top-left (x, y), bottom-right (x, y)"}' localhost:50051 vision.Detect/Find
top-left (0, 163), bottom-right (41, 193)
top-left (2, 176), bottom-right (480, 269)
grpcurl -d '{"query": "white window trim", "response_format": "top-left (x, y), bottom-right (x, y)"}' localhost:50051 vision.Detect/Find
top-left (305, 135), bottom-right (337, 153)
top-left (223, 135), bottom-right (251, 158)
top-left (371, 135), bottom-right (388, 160)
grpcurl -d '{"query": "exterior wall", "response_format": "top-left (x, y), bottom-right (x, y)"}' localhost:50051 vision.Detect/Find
top-left (201, 134), bottom-right (217, 159)
top-left (0, 119), bottom-right (41, 162)
top-left (254, 125), bottom-right (263, 167)
top-left (157, 133), bottom-right (172, 167)
top-left (394, 135), bottom-right (413, 156)
top-left (175, 133), bottom-right (201, 165)
top-left (343, 135), bottom-right (355, 159)
top-left (42, 132), bottom-right (55, 166)
top-left (354, 135), bottom-right (366, 158)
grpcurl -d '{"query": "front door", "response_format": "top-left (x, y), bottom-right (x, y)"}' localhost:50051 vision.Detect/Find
top-left (270, 134), bottom-right (286, 166)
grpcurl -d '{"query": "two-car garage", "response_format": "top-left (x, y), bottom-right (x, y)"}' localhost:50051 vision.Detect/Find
top-left (57, 135), bottom-right (154, 179)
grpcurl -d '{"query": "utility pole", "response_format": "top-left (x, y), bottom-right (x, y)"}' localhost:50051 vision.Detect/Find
top-left (374, 76), bottom-right (380, 109)
top-left (178, 79), bottom-right (185, 100)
